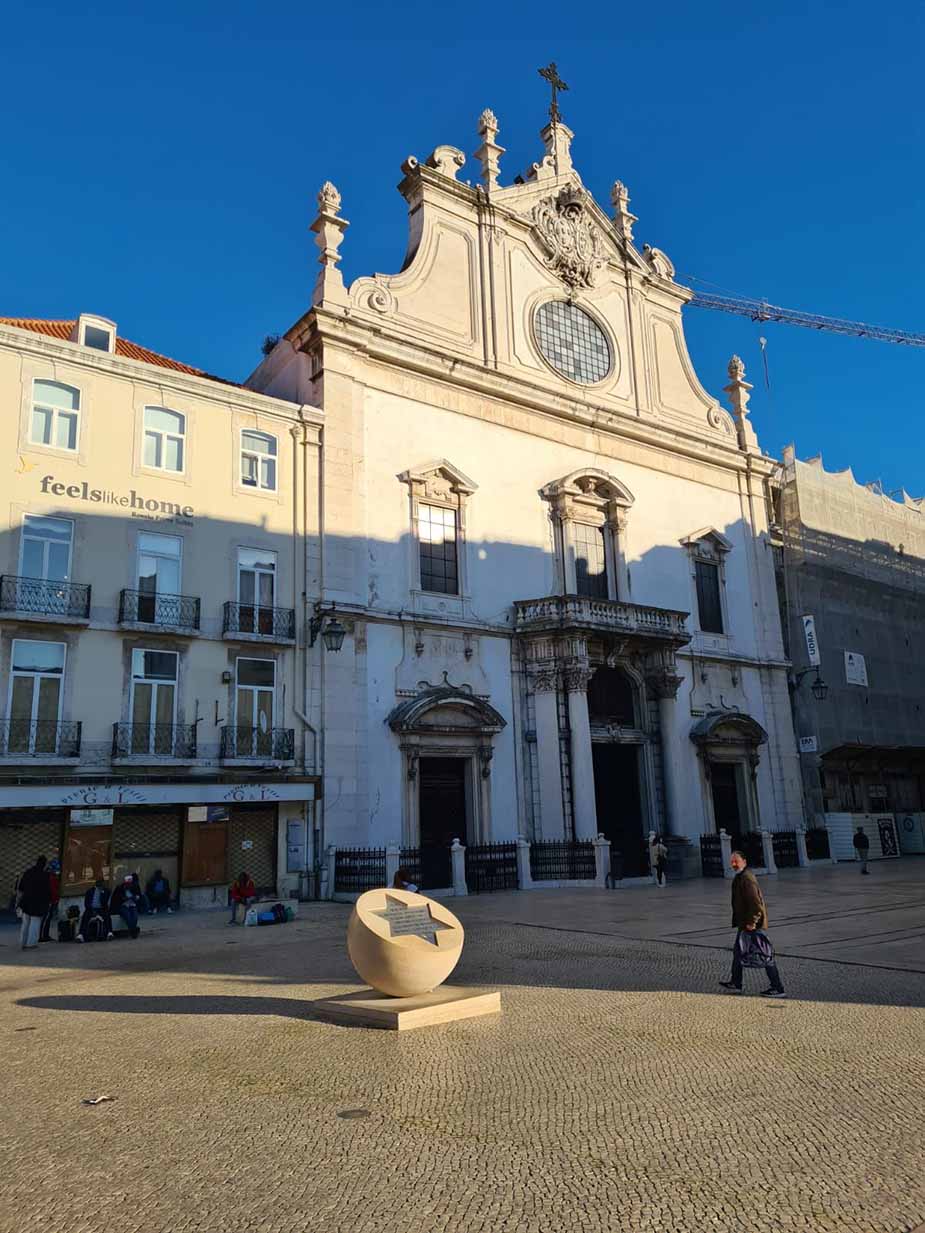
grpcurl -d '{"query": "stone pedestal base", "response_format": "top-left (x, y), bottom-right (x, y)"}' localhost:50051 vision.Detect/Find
top-left (315, 986), bottom-right (501, 1031)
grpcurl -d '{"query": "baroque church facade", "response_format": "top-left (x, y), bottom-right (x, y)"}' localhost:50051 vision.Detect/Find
top-left (249, 105), bottom-right (803, 880)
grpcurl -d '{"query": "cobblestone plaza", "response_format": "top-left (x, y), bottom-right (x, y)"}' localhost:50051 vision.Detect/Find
top-left (3, 863), bottom-right (924, 1233)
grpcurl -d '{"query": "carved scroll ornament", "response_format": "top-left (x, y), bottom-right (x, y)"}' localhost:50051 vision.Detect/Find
top-left (532, 187), bottom-right (606, 293)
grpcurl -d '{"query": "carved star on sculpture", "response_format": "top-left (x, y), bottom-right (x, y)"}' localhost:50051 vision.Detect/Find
top-left (374, 894), bottom-right (453, 946)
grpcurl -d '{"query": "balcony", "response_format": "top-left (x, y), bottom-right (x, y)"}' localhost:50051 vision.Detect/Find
top-left (0, 575), bottom-right (91, 624)
top-left (220, 726), bottom-right (295, 764)
top-left (112, 722), bottom-right (198, 762)
top-left (0, 719), bottom-right (81, 763)
top-left (222, 602), bottom-right (295, 644)
top-left (514, 595), bottom-right (691, 647)
top-left (118, 588), bottom-right (201, 634)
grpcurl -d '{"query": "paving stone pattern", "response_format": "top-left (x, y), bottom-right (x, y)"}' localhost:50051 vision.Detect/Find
top-left (1, 865), bottom-right (924, 1233)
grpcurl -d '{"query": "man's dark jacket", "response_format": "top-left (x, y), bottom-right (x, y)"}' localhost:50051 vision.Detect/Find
top-left (18, 864), bottom-right (51, 917)
top-left (853, 831), bottom-right (870, 851)
top-left (731, 869), bottom-right (768, 929)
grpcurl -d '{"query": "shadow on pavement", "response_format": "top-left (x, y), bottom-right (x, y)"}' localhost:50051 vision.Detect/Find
top-left (18, 993), bottom-right (332, 1020)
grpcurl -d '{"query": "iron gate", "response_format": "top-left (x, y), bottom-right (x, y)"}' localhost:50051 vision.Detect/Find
top-left (700, 833), bottom-right (725, 878)
top-left (465, 842), bottom-right (518, 893)
top-left (771, 830), bottom-right (799, 868)
top-left (530, 841), bottom-right (595, 881)
top-left (334, 847), bottom-right (386, 893)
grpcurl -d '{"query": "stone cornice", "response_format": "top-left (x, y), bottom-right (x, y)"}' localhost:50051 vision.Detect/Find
top-left (0, 325), bottom-right (322, 426)
top-left (301, 310), bottom-right (779, 485)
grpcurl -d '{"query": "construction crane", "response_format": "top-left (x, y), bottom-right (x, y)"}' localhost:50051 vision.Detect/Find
top-left (687, 289), bottom-right (925, 348)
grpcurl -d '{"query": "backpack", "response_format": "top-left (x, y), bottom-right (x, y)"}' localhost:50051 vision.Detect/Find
top-left (58, 918), bottom-right (75, 943)
top-left (86, 915), bottom-right (107, 943)
top-left (737, 929), bottom-right (775, 968)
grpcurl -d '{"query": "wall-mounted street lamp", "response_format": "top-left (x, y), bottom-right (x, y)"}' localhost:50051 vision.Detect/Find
top-left (308, 605), bottom-right (347, 653)
top-left (789, 667), bottom-right (829, 703)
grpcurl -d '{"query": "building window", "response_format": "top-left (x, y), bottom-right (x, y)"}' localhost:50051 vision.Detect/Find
top-left (143, 407), bottom-right (186, 473)
top-left (695, 560), bottom-right (724, 634)
top-left (129, 649), bottom-right (178, 754)
top-left (20, 514), bottom-right (73, 582)
top-left (8, 640), bottom-right (65, 753)
top-left (137, 533), bottom-right (182, 622)
top-left (237, 547), bottom-right (276, 634)
top-left (234, 657), bottom-right (276, 757)
top-left (83, 324), bottom-right (113, 352)
top-left (418, 503), bottom-right (458, 595)
top-left (31, 380), bottom-right (80, 451)
top-left (572, 522), bottom-right (608, 599)
top-left (241, 430), bottom-right (277, 491)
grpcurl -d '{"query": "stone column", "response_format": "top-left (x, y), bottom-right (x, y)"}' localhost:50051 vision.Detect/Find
top-left (760, 829), bottom-right (778, 875)
top-left (532, 667), bottom-right (566, 839)
top-left (719, 829), bottom-right (734, 879)
top-left (385, 843), bottom-right (401, 887)
top-left (648, 667), bottom-right (685, 837)
top-left (795, 829), bottom-right (809, 868)
top-left (325, 844), bottom-right (337, 900)
top-left (564, 663), bottom-right (598, 841)
top-left (516, 836), bottom-right (533, 889)
top-left (451, 838), bottom-right (467, 897)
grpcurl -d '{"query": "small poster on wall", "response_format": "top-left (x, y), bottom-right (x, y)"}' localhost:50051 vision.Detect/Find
top-left (844, 651), bottom-right (869, 687)
top-left (70, 808), bottom-right (114, 827)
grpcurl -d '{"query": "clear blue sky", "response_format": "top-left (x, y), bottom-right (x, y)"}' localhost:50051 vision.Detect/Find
top-left (3, 3), bottom-right (923, 494)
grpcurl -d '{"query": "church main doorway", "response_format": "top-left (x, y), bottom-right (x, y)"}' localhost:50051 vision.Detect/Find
top-left (592, 743), bottom-right (648, 877)
top-left (418, 756), bottom-right (467, 888)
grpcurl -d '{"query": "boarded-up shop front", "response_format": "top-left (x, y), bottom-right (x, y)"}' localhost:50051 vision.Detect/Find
top-left (181, 804), bottom-right (278, 899)
top-left (0, 810), bottom-right (66, 914)
top-left (112, 807), bottom-right (183, 896)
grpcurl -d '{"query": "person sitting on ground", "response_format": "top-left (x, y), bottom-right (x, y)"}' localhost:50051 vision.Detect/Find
top-left (17, 856), bottom-right (51, 951)
top-left (392, 867), bottom-right (419, 893)
top-left (146, 869), bottom-right (173, 914)
top-left (853, 825), bottom-right (871, 875)
top-left (110, 875), bottom-right (142, 938)
top-left (229, 871), bottom-right (257, 924)
top-left (78, 879), bottom-right (113, 942)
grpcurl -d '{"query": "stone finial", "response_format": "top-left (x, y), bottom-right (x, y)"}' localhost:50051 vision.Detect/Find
top-left (526, 120), bottom-right (575, 183)
top-left (425, 145), bottom-right (465, 180)
top-left (309, 180), bottom-right (349, 309)
top-left (610, 180), bottom-right (638, 245)
top-left (724, 355), bottom-right (758, 453)
top-left (474, 108), bottom-right (505, 190)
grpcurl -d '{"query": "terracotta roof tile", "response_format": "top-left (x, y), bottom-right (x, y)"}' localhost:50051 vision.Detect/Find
top-left (0, 318), bottom-right (238, 385)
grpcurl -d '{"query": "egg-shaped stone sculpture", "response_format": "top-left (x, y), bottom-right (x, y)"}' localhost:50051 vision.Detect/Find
top-left (347, 888), bottom-right (465, 998)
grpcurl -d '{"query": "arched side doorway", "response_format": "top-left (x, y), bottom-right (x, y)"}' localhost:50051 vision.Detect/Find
top-left (691, 711), bottom-right (768, 845)
top-left (386, 687), bottom-right (506, 886)
top-left (588, 665), bottom-right (653, 876)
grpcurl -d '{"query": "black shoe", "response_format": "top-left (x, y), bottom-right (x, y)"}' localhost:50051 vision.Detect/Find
top-left (719, 981), bottom-right (742, 994)
top-left (760, 988), bottom-right (786, 999)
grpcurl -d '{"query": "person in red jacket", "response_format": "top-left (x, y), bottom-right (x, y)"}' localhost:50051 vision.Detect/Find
top-left (40, 857), bottom-right (61, 942)
top-left (229, 871), bottom-right (256, 924)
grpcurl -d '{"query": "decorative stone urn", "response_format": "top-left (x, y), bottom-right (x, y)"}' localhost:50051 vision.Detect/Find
top-left (346, 888), bottom-right (465, 998)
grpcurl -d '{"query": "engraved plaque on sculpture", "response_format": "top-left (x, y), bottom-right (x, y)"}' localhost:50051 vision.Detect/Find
top-left (347, 888), bottom-right (465, 997)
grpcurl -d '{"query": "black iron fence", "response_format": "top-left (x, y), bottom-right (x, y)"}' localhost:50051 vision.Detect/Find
top-left (772, 830), bottom-right (799, 867)
top-left (112, 722), bottom-right (197, 759)
top-left (398, 845), bottom-right (452, 890)
top-left (119, 588), bottom-right (201, 631)
top-left (465, 842), bottom-right (519, 893)
top-left (530, 840), bottom-right (596, 882)
top-left (700, 833), bottom-right (725, 878)
top-left (220, 727), bottom-right (295, 761)
top-left (805, 827), bottom-right (830, 860)
top-left (0, 574), bottom-right (91, 620)
top-left (0, 719), bottom-right (81, 758)
top-left (223, 601), bottom-right (295, 641)
top-left (334, 847), bottom-right (386, 893)
top-left (608, 839), bottom-right (651, 881)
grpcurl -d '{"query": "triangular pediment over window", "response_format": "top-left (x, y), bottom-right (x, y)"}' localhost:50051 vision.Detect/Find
top-left (398, 459), bottom-right (478, 497)
top-left (679, 527), bottom-right (733, 554)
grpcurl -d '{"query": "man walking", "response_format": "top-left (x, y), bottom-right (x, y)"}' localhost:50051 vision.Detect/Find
top-left (719, 849), bottom-right (786, 998)
top-left (16, 856), bottom-right (51, 950)
top-left (853, 826), bottom-right (870, 875)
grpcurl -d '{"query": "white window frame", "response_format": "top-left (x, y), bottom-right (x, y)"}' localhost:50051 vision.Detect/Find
top-left (541, 469), bottom-right (634, 601)
top-left (137, 532), bottom-right (183, 596)
top-left (680, 528), bottom-right (733, 640)
top-left (398, 460), bottom-right (478, 602)
top-left (76, 314), bottom-right (116, 354)
top-left (19, 514), bottom-right (74, 582)
top-left (142, 406), bottom-right (186, 475)
top-left (129, 649), bottom-right (179, 751)
top-left (234, 656), bottom-right (276, 757)
top-left (7, 639), bottom-right (66, 753)
top-left (240, 429), bottom-right (278, 493)
top-left (237, 546), bottom-right (277, 628)
top-left (29, 379), bottom-right (81, 453)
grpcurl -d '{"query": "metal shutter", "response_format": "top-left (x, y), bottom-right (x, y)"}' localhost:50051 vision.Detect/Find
top-left (0, 811), bottom-right (66, 912)
top-left (227, 806), bottom-right (277, 895)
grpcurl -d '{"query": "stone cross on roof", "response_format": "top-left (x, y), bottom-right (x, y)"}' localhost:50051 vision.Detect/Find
top-left (538, 62), bottom-right (569, 124)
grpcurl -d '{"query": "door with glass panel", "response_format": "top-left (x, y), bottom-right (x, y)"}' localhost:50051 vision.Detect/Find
top-left (18, 515), bottom-right (73, 613)
top-left (235, 659), bottom-right (275, 757)
top-left (130, 650), bottom-right (178, 755)
top-left (137, 533), bottom-right (182, 624)
top-left (7, 641), bottom-right (65, 754)
top-left (237, 548), bottom-right (276, 636)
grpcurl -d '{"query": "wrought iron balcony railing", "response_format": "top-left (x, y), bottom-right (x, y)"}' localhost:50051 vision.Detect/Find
top-left (220, 726), bottom-right (295, 761)
top-left (119, 588), bottom-right (201, 631)
top-left (0, 719), bottom-right (81, 758)
top-left (222, 601), bottom-right (295, 641)
top-left (514, 595), bottom-right (690, 643)
top-left (0, 575), bottom-right (91, 621)
top-left (112, 722), bottom-right (198, 759)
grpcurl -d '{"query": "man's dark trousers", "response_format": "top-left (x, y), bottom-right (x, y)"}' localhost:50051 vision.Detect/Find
top-left (730, 930), bottom-right (784, 992)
